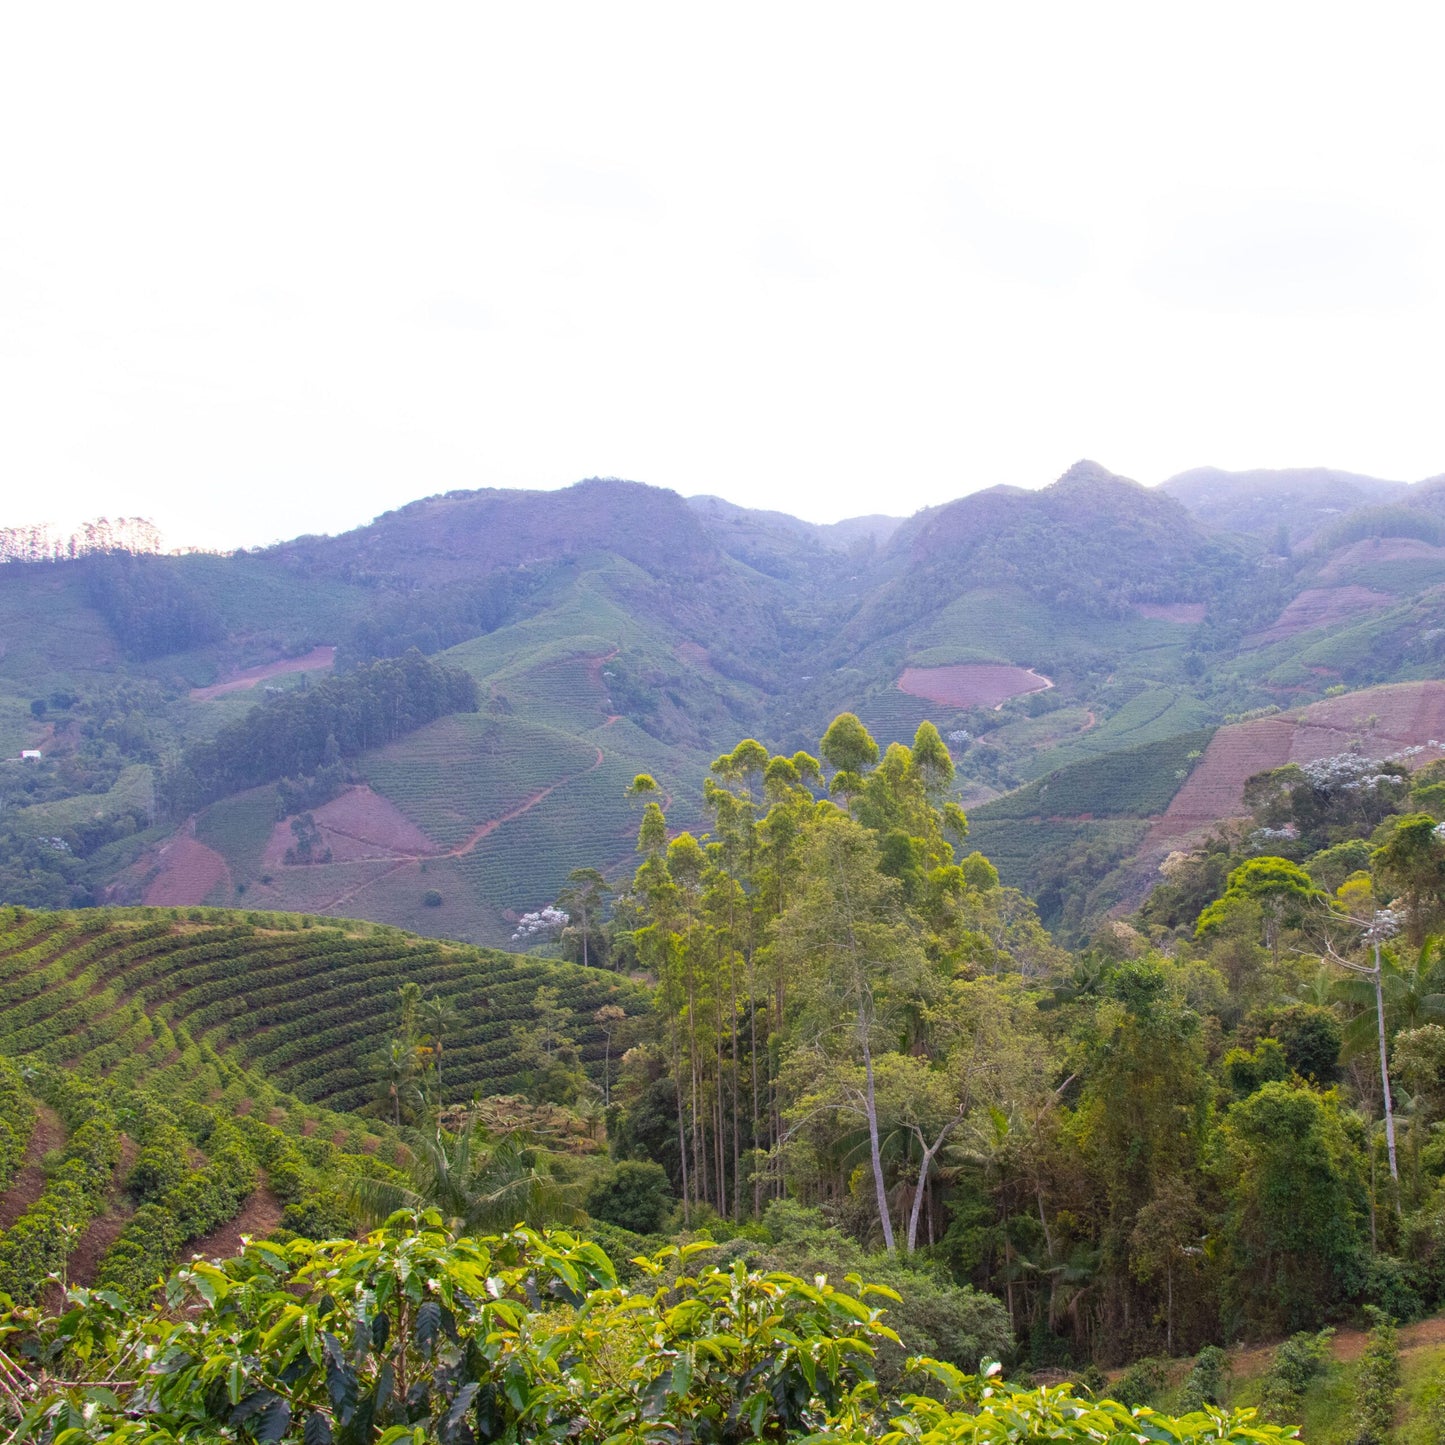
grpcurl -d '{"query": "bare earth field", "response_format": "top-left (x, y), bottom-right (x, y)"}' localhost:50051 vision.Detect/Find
top-left (189, 645), bottom-right (336, 701)
top-left (898, 663), bottom-right (1052, 710)
top-left (1246, 585), bottom-right (1393, 646)
top-left (261, 785), bottom-right (438, 867)
top-left (143, 832), bottom-right (232, 905)
top-left (1316, 536), bottom-right (1445, 583)
top-left (1148, 681), bottom-right (1445, 851)
top-left (186, 1186), bottom-right (284, 1263)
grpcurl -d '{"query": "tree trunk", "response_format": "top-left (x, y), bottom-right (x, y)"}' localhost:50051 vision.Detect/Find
top-left (1374, 940), bottom-right (1399, 1187)
top-left (861, 1027), bottom-right (896, 1252)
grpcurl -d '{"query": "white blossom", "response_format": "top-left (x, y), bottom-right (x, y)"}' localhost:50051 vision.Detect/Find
top-left (511, 905), bottom-right (569, 943)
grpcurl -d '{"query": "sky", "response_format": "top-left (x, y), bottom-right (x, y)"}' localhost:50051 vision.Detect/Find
top-left (3, 3), bottom-right (1444, 551)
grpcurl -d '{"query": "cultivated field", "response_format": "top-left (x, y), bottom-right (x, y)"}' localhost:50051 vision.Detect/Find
top-left (1131, 601), bottom-right (1207, 623)
top-left (1246, 586), bottom-right (1392, 646)
top-left (1148, 680), bottom-right (1445, 850)
top-left (0, 907), bottom-right (648, 1117)
top-left (898, 663), bottom-right (1052, 710)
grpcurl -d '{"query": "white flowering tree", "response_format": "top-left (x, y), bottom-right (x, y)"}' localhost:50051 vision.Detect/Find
top-left (511, 905), bottom-right (569, 947)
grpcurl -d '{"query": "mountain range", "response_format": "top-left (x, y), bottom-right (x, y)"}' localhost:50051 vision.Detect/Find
top-left (6, 458), bottom-right (1445, 945)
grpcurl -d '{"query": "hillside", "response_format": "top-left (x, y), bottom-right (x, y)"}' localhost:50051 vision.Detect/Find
top-left (7, 458), bottom-right (1445, 942)
top-left (1161, 467), bottom-right (1409, 544)
top-left (0, 905), bottom-right (647, 1113)
top-left (971, 680), bottom-right (1445, 935)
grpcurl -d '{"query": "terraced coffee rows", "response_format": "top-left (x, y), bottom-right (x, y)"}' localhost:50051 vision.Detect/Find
top-left (0, 907), bottom-right (648, 1116)
top-left (364, 714), bottom-right (597, 850)
top-left (0, 1058), bottom-right (390, 1305)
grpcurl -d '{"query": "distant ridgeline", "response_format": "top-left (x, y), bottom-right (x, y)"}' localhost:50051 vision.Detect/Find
top-left (9, 463), bottom-right (1445, 942)
top-left (0, 517), bottom-right (167, 564)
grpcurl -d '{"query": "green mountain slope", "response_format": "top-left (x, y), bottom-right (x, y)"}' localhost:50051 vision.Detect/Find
top-left (7, 459), bottom-right (1445, 940)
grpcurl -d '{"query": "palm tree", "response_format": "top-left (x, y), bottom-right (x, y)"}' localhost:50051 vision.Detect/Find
top-left (351, 1117), bottom-right (583, 1235)
top-left (419, 992), bottom-right (462, 1103)
top-left (375, 1038), bottom-right (419, 1128)
top-left (1333, 938), bottom-right (1445, 1057)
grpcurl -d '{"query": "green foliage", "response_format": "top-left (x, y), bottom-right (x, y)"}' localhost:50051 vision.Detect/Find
top-left (0, 1076), bottom-right (120, 1303)
top-left (1258, 1328), bottom-right (1335, 1422)
top-left (162, 651), bottom-right (479, 813)
top-left (81, 551), bottom-right (223, 659)
top-left (1223, 1037), bottom-right (1291, 1098)
top-left (1179, 1344), bottom-right (1229, 1412)
top-left (973, 728), bottom-right (1215, 822)
top-left (1375, 815), bottom-right (1445, 946)
top-left (4, 1220), bottom-right (903, 1444)
top-left (0, 1055), bottom-right (36, 1193)
top-left (746, 1203), bottom-right (1014, 1393)
top-left (97, 1119), bottom-right (260, 1300)
top-left (1112, 1355), bottom-right (1169, 1408)
top-left (584, 1159), bottom-right (674, 1234)
top-left (0, 907), bottom-right (647, 1113)
top-left (1222, 1084), bottom-right (1368, 1334)
top-left (1351, 1309), bottom-right (1402, 1445)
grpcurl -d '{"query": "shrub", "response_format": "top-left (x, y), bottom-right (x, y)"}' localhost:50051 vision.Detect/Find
top-left (0, 1110), bottom-right (120, 1302)
top-left (1365, 1255), bottom-right (1425, 1323)
top-left (1113, 1356), bottom-right (1169, 1408)
top-left (1179, 1344), bottom-right (1229, 1412)
top-left (585, 1159), bottom-right (674, 1234)
top-left (423, 889), bottom-right (443, 907)
top-left (2, 1220), bottom-right (1300, 1445)
top-left (1259, 1328), bottom-right (1334, 1422)
top-left (1350, 1309), bottom-right (1400, 1445)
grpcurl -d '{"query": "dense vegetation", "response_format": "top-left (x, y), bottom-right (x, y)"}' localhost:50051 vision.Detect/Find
top-left (159, 651), bottom-right (479, 814)
top-left (2, 1218), bottom-right (1292, 1445)
top-left (8, 711), bottom-right (1445, 1436)
top-left (518, 714), bottom-right (1445, 1384)
top-left (15, 467), bottom-right (1445, 1433)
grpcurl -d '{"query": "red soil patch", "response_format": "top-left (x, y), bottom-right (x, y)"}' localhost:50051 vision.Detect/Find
top-left (0, 1105), bottom-right (65, 1229)
top-left (185, 1185), bottom-right (284, 1263)
top-left (263, 785), bottom-right (438, 867)
top-left (189, 646), bottom-right (336, 702)
top-left (1148, 682), bottom-right (1445, 851)
top-left (1133, 601), bottom-right (1207, 624)
top-left (1317, 536), bottom-right (1445, 583)
top-left (1292, 681), bottom-right (1445, 754)
top-left (143, 831), bottom-right (231, 906)
top-left (317, 746), bottom-right (607, 914)
top-left (898, 664), bottom-right (1052, 710)
top-left (1247, 585), bottom-right (1393, 646)
top-left (1229, 1313), bottom-right (1445, 1380)
top-left (1148, 717), bottom-right (1299, 848)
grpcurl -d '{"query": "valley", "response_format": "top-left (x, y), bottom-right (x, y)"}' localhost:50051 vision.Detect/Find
top-left (8, 456), bottom-right (1445, 1437)
top-left (7, 460), bottom-right (1445, 945)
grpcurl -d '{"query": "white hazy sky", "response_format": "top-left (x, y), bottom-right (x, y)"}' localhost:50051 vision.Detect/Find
top-left (3, 3), bottom-right (1444, 550)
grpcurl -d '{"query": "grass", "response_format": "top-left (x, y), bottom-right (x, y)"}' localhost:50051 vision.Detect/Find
top-left (905, 587), bottom-right (1194, 677)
